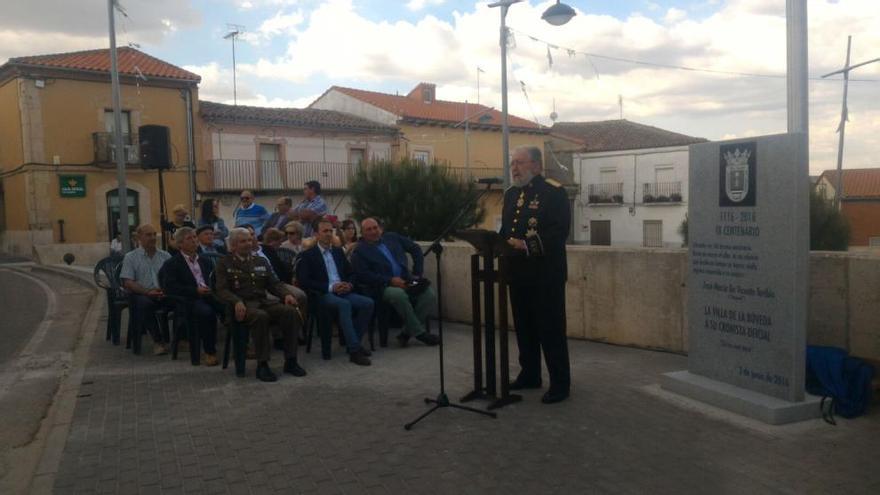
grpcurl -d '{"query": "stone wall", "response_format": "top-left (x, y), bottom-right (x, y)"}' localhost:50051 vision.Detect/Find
top-left (421, 242), bottom-right (880, 362)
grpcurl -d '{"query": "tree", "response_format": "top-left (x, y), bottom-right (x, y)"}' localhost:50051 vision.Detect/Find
top-left (349, 159), bottom-right (485, 241)
top-left (810, 188), bottom-right (850, 251)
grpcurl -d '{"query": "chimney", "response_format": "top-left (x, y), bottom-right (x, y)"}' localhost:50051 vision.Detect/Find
top-left (407, 83), bottom-right (436, 104)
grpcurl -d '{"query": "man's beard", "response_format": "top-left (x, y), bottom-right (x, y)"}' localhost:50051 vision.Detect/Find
top-left (511, 169), bottom-right (535, 188)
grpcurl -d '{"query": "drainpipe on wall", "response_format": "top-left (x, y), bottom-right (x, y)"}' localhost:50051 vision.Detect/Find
top-left (182, 88), bottom-right (196, 213)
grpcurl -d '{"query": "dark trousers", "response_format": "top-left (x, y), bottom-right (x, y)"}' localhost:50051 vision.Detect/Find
top-left (130, 294), bottom-right (174, 344)
top-left (509, 280), bottom-right (571, 390)
top-left (243, 300), bottom-right (302, 362)
top-left (190, 299), bottom-right (219, 354)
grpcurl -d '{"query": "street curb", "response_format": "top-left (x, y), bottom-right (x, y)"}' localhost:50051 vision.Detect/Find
top-left (12, 267), bottom-right (103, 494)
top-left (29, 264), bottom-right (95, 288)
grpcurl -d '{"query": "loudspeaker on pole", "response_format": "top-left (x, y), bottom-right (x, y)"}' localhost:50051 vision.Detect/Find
top-left (138, 125), bottom-right (171, 170)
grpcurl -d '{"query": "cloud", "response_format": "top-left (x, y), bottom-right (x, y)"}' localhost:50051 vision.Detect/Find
top-left (406, 0), bottom-right (446, 12)
top-left (240, 9), bottom-right (305, 45)
top-left (185, 62), bottom-right (307, 108)
top-left (0, 0), bottom-right (200, 63)
top-left (229, 0), bottom-right (878, 174)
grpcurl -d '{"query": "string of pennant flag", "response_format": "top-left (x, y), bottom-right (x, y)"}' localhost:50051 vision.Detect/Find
top-left (507, 26), bottom-right (878, 83)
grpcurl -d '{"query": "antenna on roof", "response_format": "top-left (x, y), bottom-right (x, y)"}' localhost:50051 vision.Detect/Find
top-left (127, 42), bottom-right (140, 49)
top-left (224, 23), bottom-right (246, 106)
top-left (133, 66), bottom-right (148, 81)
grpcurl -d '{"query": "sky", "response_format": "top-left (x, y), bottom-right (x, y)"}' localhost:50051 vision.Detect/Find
top-left (1, 0), bottom-right (878, 174)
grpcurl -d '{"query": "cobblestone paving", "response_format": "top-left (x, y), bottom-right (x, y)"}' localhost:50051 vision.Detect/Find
top-left (53, 316), bottom-right (880, 495)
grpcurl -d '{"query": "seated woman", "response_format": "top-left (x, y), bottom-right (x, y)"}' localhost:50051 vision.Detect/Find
top-left (339, 219), bottom-right (359, 257)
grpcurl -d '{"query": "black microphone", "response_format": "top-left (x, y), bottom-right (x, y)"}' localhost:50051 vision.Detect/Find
top-left (476, 177), bottom-right (503, 185)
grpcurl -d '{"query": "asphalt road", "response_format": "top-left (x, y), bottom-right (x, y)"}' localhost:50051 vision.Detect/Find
top-left (0, 269), bottom-right (48, 365)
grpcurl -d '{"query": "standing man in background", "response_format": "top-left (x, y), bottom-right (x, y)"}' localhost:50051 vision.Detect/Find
top-left (293, 181), bottom-right (328, 238)
top-left (234, 190), bottom-right (270, 237)
top-left (500, 146), bottom-right (572, 404)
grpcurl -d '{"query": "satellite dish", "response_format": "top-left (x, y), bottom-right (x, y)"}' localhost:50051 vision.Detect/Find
top-left (550, 111), bottom-right (558, 122)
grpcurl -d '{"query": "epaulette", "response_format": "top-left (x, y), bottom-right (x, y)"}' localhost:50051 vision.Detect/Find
top-left (545, 178), bottom-right (563, 188)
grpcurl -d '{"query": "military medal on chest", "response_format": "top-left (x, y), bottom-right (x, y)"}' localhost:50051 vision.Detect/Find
top-left (526, 217), bottom-right (538, 237)
top-left (516, 191), bottom-right (525, 208)
top-left (528, 195), bottom-right (540, 210)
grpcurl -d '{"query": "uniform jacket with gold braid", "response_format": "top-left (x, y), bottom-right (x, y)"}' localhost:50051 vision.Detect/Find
top-left (214, 253), bottom-right (293, 305)
top-left (500, 174), bottom-right (570, 287)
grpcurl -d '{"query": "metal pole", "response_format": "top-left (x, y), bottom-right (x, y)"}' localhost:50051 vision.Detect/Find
top-left (500, 5), bottom-right (511, 188)
top-left (231, 36), bottom-right (238, 106)
top-left (833, 36), bottom-right (852, 211)
top-left (477, 67), bottom-right (481, 105)
top-left (108, 0), bottom-right (130, 252)
top-left (786, 0), bottom-right (809, 137)
top-left (464, 100), bottom-right (470, 178)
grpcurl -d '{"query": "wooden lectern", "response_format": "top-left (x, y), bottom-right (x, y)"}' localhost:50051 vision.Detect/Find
top-left (455, 229), bottom-right (522, 410)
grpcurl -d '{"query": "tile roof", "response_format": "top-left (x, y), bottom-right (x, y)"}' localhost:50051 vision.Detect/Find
top-left (199, 100), bottom-right (397, 133)
top-left (325, 85), bottom-right (546, 133)
top-left (3, 47), bottom-right (200, 82)
top-left (817, 168), bottom-right (880, 199)
top-left (551, 120), bottom-right (706, 152)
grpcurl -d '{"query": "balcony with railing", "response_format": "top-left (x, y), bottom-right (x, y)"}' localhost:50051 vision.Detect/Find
top-left (587, 182), bottom-right (624, 205)
top-left (642, 181), bottom-right (683, 204)
top-left (93, 132), bottom-right (140, 167)
top-left (445, 167), bottom-right (503, 184)
top-left (207, 159), bottom-right (357, 192)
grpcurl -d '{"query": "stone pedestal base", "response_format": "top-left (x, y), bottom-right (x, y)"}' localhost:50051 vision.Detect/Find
top-left (660, 370), bottom-right (822, 425)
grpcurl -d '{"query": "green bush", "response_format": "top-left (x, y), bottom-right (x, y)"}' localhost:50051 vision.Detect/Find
top-left (810, 188), bottom-right (850, 251)
top-left (349, 159), bottom-right (485, 241)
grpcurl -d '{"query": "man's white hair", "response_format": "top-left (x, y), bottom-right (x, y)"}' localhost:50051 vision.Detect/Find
top-left (228, 227), bottom-right (251, 249)
top-left (173, 226), bottom-right (195, 244)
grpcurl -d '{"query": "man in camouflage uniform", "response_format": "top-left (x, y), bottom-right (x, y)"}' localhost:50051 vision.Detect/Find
top-left (215, 227), bottom-right (306, 382)
top-left (500, 146), bottom-right (571, 404)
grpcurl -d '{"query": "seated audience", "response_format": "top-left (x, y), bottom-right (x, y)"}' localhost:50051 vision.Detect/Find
top-left (280, 222), bottom-right (305, 254)
top-left (165, 204), bottom-right (196, 255)
top-left (262, 196), bottom-right (294, 234)
top-left (297, 219), bottom-right (374, 366)
top-left (120, 224), bottom-right (173, 355)
top-left (234, 190), bottom-right (270, 237)
top-left (214, 228), bottom-right (306, 382)
top-left (339, 219), bottom-right (359, 257)
top-left (196, 225), bottom-right (227, 256)
top-left (293, 180), bottom-right (328, 238)
top-left (198, 197), bottom-right (229, 249)
top-left (260, 228), bottom-right (294, 284)
top-left (351, 218), bottom-right (439, 347)
top-left (161, 227), bottom-right (221, 366)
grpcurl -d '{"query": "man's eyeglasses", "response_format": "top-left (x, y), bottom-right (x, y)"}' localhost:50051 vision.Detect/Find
top-left (240, 196), bottom-right (252, 200)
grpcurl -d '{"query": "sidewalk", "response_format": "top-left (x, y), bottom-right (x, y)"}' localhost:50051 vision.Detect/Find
top-left (51, 313), bottom-right (879, 494)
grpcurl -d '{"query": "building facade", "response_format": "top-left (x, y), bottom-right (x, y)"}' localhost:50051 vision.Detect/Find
top-left (551, 120), bottom-right (706, 247)
top-left (815, 168), bottom-right (880, 248)
top-left (0, 48), bottom-right (200, 263)
top-left (309, 83), bottom-right (553, 228)
top-left (198, 101), bottom-right (398, 225)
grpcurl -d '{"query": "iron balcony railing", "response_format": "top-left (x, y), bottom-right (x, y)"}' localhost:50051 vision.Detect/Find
top-left (587, 182), bottom-right (624, 204)
top-left (643, 181), bottom-right (683, 203)
top-left (208, 159), bottom-right (357, 191)
top-left (93, 132), bottom-right (140, 167)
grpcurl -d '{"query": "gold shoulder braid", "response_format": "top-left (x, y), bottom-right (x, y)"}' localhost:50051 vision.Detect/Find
top-left (545, 178), bottom-right (562, 188)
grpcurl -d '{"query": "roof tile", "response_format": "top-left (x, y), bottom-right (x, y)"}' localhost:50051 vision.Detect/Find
top-left (552, 120), bottom-right (706, 152)
top-left (818, 168), bottom-right (880, 199)
top-left (5, 47), bottom-right (200, 82)
top-left (199, 100), bottom-right (397, 133)
top-left (328, 85), bottom-right (545, 132)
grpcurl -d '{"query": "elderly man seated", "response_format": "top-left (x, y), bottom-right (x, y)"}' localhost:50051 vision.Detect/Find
top-left (215, 227), bottom-right (306, 382)
top-left (351, 218), bottom-right (440, 347)
top-left (120, 224), bottom-right (173, 355)
top-left (161, 227), bottom-right (221, 366)
top-left (297, 218), bottom-right (374, 366)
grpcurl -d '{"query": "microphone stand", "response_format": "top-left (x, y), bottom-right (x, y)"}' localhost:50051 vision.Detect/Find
top-left (404, 180), bottom-right (500, 430)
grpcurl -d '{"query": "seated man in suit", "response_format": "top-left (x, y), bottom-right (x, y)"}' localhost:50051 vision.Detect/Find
top-left (215, 228), bottom-right (306, 382)
top-left (161, 227), bottom-right (221, 366)
top-left (197, 225), bottom-right (227, 256)
top-left (351, 218), bottom-right (439, 347)
top-left (298, 218), bottom-right (374, 366)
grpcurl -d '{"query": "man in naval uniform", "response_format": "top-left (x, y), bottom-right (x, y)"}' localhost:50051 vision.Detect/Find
top-left (500, 146), bottom-right (571, 404)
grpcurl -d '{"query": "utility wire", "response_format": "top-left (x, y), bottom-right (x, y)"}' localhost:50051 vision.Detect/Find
top-left (508, 26), bottom-right (878, 83)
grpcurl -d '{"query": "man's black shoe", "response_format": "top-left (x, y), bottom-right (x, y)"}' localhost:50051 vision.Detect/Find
top-left (360, 347), bottom-right (372, 357)
top-left (256, 364), bottom-right (278, 382)
top-left (396, 332), bottom-right (410, 348)
top-left (509, 378), bottom-right (542, 390)
top-left (415, 333), bottom-right (440, 346)
top-left (541, 388), bottom-right (569, 404)
top-left (283, 359), bottom-right (307, 377)
top-left (349, 350), bottom-right (372, 366)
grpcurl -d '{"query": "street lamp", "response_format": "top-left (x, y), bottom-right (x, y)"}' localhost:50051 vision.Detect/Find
top-left (489, 0), bottom-right (576, 187)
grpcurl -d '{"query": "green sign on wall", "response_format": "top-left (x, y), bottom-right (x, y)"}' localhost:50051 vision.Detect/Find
top-left (59, 174), bottom-right (86, 198)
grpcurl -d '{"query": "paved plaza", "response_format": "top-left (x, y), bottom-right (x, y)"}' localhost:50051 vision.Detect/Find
top-left (43, 292), bottom-right (880, 495)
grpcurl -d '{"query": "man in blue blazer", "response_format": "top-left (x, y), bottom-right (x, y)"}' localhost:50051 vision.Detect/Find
top-left (351, 218), bottom-right (439, 347)
top-left (160, 227), bottom-right (222, 366)
top-left (297, 218), bottom-right (373, 365)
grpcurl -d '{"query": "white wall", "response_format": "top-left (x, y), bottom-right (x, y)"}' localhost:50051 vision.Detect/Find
top-left (310, 90), bottom-right (399, 126)
top-left (211, 131), bottom-right (391, 163)
top-left (573, 146), bottom-right (690, 247)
